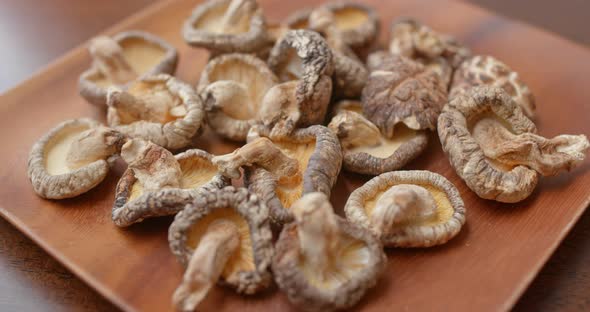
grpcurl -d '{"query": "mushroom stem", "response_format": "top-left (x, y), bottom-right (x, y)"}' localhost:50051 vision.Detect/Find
top-left (370, 184), bottom-right (437, 236)
top-left (108, 86), bottom-right (177, 124)
top-left (259, 81), bottom-right (301, 138)
top-left (220, 0), bottom-right (255, 33)
top-left (89, 36), bottom-right (137, 84)
top-left (473, 118), bottom-right (589, 176)
top-left (120, 139), bottom-right (182, 191)
top-left (212, 137), bottom-right (299, 180)
top-left (173, 220), bottom-right (240, 312)
top-left (291, 193), bottom-right (341, 281)
top-left (328, 111), bottom-right (382, 149)
top-left (66, 126), bottom-right (126, 170)
top-left (203, 80), bottom-right (255, 120)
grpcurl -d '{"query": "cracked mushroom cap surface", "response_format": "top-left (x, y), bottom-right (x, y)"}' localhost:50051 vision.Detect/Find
top-left (245, 125), bottom-right (342, 224)
top-left (361, 55), bottom-right (447, 135)
top-left (328, 101), bottom-right (428, 175)
top-left (450, 55), bottom-right (536, 118)
top-left (272, 192), bottom-right (385, 312)
top-left (113, 148), bottom-right (230, 227)
top-left (198, 53), bottom-right (279, 141)
top-left (79, 31), bottom-right (178, 107)
top-left (345, 170), bottom-right (466, 247)
top-left (438, 87), bottom-right (540, 203)
top-left (27, 118), bottom-right (125, 199)
top-left (106, 74), bottom-right (206, 150)
top-left (267, 30), bottom-right (334, 128)
top-left (182, 0), bottom-right (271, 55)
top-left (169, 186), bottom-right (274, 294)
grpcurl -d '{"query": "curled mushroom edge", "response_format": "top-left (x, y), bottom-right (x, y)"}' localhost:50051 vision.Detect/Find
top-left (345, 170), bottom-right (466, 248)
top-left (439, 86), bottom-right (589, 203)
top-left (79, 31), bottom-right (178, 107)
top-left (273, 192), bottom-right (386, 312)
top-left (27, 119), bottom-right (126, 199)
top-left (113, 144), bottom-right (230, 227)
top-left (169, 186), bottom-right (273, 311)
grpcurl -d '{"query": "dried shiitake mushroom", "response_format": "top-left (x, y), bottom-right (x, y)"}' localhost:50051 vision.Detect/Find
top-left (450, 55), bottom-right (536, 118)
top-left (266, 30), bottom-right (333, 136)
top-left (439, 87), bottom-right (589, 203)
top-left (28, 119), bottom-right (125, 199)
top-left (386, 18), bottom-right (471, 88)
top-left (169, 186), bottom-right (273, 311)
top-left (308, 7), bottom-right (368, 99)
top-left (273, 192), bottom-right (385, 312)
top-left (345, 171), bottom-right (465, 247)
top-left (213, 125), bottom-right (341, 224)
top-left (361, 55), bottom-right (446, 136)
top-left (79, 31), bottom-right (178, 107)
top-left (328, 100), bottom-right (428, 175)
top-left (107, 74), bottom-right (206, 150)
top-left (198, 53), bottom-right (279, 141)
top-left (284, 2), bottom-right (379, 59)
top-left (182, 0), bottom-right (271, 55)
top-left (113, 141), bottom-right (229, 227)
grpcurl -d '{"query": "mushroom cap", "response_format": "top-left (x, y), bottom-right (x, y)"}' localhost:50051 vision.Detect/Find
top-left (182, 0), bottom-right (271, 55)
top-left (27, 118), bottom-right (110, 199)
top-left (272, 216), bottom-right (385, 312)
top-left (323, 1), bottom-right (380, 55)
top-left (245, 125), bottom-right (342, 224)
top-left (198, 53), bottom-right (279, 141)
top-left (112, 149), bottom-right (230, 227)
top-left (361, 55), bottom-right (447, 134)
top-left (79, 31), bottom-right (178, 107)
top-left (438, 87), bottom-right (539, 203)
top-left (386, 18), bottom-right (471, 90)
top-left (169, 186), bottom-right (273, 294)
top-left (450, 55), bottom-right (536, 118)
top-left (107, 74), bottom-right (206, 150)
top-left (267, 30), bottom-right (334, 127)
top-left (284, 2), bottom-right (379, 57)
top-left (345, 170), bottom-right (466, 247)
top-left (329, 100), bottom-right (429, 175)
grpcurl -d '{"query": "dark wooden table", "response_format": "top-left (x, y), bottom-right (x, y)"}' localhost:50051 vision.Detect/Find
top-left (0, 0), bottom-right (588, 311)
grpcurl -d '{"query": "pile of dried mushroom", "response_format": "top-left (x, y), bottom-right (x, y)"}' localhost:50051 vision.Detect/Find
top-left (26, 0), bottom-right (589, 310)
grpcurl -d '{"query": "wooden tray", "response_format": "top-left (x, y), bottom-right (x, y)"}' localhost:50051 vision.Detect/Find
top-left (1, 0), bottom-right (590, 311)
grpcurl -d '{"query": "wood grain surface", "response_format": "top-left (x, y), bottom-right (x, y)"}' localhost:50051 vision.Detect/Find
top-left (1, 0), bottom-right (590, 311)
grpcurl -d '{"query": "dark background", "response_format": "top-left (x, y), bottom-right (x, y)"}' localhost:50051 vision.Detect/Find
top-left (0, 0), bottom-right (589, 310)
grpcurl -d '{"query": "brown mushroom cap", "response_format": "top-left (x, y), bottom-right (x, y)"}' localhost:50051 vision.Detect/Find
top-left (272, 193), bottom-right (385, 312)
top-left (389, 18), bottom-right (470, 72)
top-left (169, 186), bottom-right (273, 294)
top-left (438, 87), bottom-right (539, 203)
top-left (112, 149), bottom-right (230, 227)
top-left (182, 0), bottom-right (271, 55)
top-left (245, 125), bottom-right (342, 224)
top-left (450, 55), bottom-right (536, 118)
top-left (267, 30), bottom-right (334, 128)
top-left (345, 170), bottom-right (466, 247)
top-left (329, 102), bottom-right (428, 175)
top-left (79, 31), bottom-right (178, 107)
top-left (107, 74), bottom-right (206, 150)
top-left (198, 53), bottom-right (279, 141)
top-left (27, 119), bottom-right (115, 199)
top-left (361, 55), bottom-right (447, 135)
